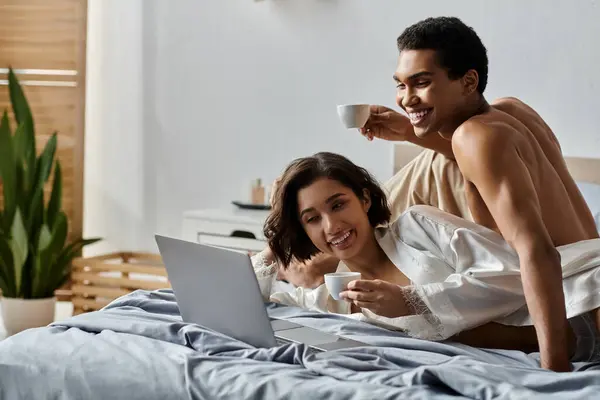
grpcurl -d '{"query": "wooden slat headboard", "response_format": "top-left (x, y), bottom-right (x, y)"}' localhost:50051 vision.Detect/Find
top-left (393, 144), bottom-right (600, 185)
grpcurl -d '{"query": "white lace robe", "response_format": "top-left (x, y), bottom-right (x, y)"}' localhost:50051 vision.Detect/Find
top-left (252, 205), bottom-right (600, 341)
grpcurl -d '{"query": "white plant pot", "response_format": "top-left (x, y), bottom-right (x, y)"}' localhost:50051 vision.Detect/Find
top-left (1, 297), bottom-right (56, 336)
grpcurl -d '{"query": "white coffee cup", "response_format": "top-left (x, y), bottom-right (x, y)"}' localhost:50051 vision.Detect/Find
top-left (337, 104), bottom-right (370, 129)
top-left (324, 272), bottom-right (361, 300)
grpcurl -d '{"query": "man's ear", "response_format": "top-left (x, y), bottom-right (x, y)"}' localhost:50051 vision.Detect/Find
top-left (462, 69), bottom-right (479, 95)
top-left (362, 189), bottom-right (372, 212)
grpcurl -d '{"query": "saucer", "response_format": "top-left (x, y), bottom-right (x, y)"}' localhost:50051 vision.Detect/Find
top-left (232, 201), bottom-right (271, 211)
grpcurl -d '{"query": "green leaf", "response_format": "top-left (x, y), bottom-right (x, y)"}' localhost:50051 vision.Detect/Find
top-left (14, 163), bottom-right (27, 218)
top-left (48, 212), bottom-right (68, 256)
top-left (8, 69), bottom-right (37, 190)
top-left (9, 209), bottom-right (28, 295)
top-left (0, 111), bottom-right (16, 231)
top-left (0, 236), bottom-right (16, 296)
top-left (34, 133), bottom-right (57, 188)
top-left (12, 122), bottom-right (35, 191)
top-left (32, 224), bottom-right (51, 296)
top-left (44, 237), bottom-right (101, 297)
top-left (47, 161), bottom-right (62, 229)
top-left (8, 68), bottom-right (35, 137)
top-left (35, 214), bottom-right (67, 297)
top-left (27, 185), bottom-right (44, 244)
top-left (37, 224), bottom-right (52, 251)
top-left (13, 123), bottom-right (27, 163)
top-left (0, 270), bottom-right (9, 297)
top-left (20, 247), bottom-right (35, 298)
top-left (0, 264), bottom-right (9, 296)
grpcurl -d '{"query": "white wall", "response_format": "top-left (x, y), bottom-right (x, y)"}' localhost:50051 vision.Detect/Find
top-left (84, 0), bottom-right (600, 254)
top-left (84, 0), bottom-right (147, 255)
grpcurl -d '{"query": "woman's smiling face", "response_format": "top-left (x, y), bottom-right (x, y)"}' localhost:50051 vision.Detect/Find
top-left (297, 178), bottom-right (373, 261)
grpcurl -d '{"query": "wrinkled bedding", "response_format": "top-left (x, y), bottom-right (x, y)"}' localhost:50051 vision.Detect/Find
top-left (1, 289), bottom-right (600, 400)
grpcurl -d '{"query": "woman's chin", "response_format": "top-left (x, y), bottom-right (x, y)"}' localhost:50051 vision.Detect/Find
top-left (329, 230), bottom-right (360, 260)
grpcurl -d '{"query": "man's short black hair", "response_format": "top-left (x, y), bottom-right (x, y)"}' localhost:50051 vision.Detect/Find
top-left (397, 17), bottom-right (488, 94)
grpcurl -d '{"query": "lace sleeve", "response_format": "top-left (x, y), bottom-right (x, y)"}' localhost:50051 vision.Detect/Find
top-left (251, 251), bottom-right (277, 275)
top-left (358, 286), bottom-right (447, 341)
top-left (250, 250), bottom-right (278, 299)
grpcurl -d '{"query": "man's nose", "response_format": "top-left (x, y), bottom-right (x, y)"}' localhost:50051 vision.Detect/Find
top-left (400, 88), bottom-right (419, 109)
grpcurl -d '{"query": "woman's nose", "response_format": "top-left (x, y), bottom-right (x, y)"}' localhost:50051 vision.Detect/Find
top-left (322, 214), bottom-right (340, 234)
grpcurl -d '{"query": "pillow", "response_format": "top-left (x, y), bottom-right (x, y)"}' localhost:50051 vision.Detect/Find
top-left (576, 181), bottom-right (600, 232)
top-left (384, 149), bottom-right (472, 223)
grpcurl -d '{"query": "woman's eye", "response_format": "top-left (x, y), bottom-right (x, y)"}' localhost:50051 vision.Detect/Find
top-left (332, 202), bottom-right (345, 211)
top-left (306, 216), bottom-right (319, 224)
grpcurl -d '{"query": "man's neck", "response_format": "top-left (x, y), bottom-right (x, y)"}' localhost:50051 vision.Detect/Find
top-left (344, 235), bottom-right (390, 277)
top-left (439, 95), bottom-right (490, 138)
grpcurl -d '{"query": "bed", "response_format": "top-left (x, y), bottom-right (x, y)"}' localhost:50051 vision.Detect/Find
top-left (1, 146), bottom-right (600, 399)
top-left (1, 290), bottom-right (600, 399)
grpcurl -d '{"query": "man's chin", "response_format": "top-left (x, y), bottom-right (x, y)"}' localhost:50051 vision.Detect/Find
top-left (413, 127), bottom-right (435, 138)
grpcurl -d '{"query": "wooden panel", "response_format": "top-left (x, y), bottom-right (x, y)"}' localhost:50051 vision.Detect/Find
top-left (0, 0), bottom-right (87, 240)
top-left (0, 84), bottom-right (79, 140)
top-left (71, 284), bottom-right (131, 299)
top-left (66, 253), bottom-right (168, 312)
top-left (0, 85), bottom-right (80, 238)
top-left (72, 296), bottom-right (111, 311)
top-left (71, 272), bottom-right (169, 291)
top-left (73, 261), bottom-right (169, 277)
top-left (0, 0), bottom-right (85, 70)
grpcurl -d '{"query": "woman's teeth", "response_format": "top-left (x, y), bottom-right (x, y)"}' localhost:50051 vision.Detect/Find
top-left (330, 231), bottom-right (351, 246)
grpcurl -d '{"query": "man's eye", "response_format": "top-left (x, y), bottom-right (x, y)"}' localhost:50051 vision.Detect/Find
top-left (396, 83), bottom-right (406, 90)
top-left (416, 80), bottom-right (429, 87)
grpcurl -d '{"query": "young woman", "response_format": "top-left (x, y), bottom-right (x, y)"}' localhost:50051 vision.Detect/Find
top-left (252, 152), bottom-right (600, 363)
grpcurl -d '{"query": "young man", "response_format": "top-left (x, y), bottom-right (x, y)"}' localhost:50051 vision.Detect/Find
top-left (360, 16), bottom-right (599, 372)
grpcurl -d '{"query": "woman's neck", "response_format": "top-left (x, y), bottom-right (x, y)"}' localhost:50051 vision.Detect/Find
top-left (343, 234), bottom-right (390, 278)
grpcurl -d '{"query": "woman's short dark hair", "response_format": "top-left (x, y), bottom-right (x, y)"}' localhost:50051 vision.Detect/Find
top-left (264, 152), bottom-right (391, 268)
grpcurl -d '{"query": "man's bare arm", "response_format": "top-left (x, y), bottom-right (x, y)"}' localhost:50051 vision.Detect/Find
top-left (361, 106), bottom-right (455, 159)
top-left (453, 123), bottom-right (570, 372)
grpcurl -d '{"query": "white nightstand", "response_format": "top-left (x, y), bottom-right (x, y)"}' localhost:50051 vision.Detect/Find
top-left (182, 207), bottom-right (270, 253)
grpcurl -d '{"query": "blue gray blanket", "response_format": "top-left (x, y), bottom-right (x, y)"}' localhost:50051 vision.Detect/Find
top-left (1, 289), bottom-right (599, 399)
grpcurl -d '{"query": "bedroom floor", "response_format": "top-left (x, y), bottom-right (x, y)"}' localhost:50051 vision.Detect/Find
top-left (0, 301), bottom-right (73, 341)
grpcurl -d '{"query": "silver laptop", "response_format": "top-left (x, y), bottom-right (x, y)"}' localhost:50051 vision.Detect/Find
top-left (154, 234), bottom-right (367, 352)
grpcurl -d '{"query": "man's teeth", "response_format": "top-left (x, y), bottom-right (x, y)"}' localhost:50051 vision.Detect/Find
top-left (330, 231), bottom-right (351, 245)
top-left (409, 109), bottom-right (430, 121)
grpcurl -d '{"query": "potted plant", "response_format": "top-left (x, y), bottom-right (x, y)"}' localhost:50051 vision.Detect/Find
top-left (0, 67), bottom-right (101, 335)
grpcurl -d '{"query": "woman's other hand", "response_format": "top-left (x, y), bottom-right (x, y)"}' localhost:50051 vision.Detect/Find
top-left (340, 279), bottom-right (410, 318)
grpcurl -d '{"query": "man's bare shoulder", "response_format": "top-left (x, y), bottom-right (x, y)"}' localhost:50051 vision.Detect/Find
top-left (491, 97), bottom-right (544, 121)
top-left (450, 117), bottom-right (524, 185)
top-left (452, 117), bottom-right (515, 160)
top-left (491, 96), bottom-right (529, 110)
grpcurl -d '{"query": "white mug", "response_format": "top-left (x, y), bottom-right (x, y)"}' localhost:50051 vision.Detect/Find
top-left (324, 271), bottom-right (361, 300)
top-left (337, 104), bottom-right (370, 129)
